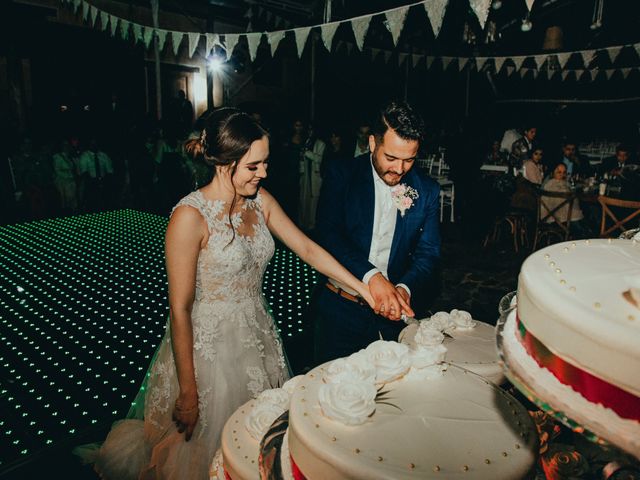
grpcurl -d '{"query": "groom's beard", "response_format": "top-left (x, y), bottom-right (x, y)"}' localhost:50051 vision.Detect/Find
top-left (373, 159), bottom-right (404, 186)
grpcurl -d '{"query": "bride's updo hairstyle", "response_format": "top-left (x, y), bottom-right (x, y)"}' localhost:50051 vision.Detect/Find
top-left (184, 107), bottom-right (268, 244)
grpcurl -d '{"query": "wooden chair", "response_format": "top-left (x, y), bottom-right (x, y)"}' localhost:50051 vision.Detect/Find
top-left (532, 189), bottom-right (577, 250)
top-left (598, 196), bottom-right (640, 237)
top-left (483, 210), bottom-right (530, 252)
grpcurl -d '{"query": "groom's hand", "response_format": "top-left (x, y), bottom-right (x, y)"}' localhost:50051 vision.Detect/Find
top-left (369, 273), bottom-right (413, 321)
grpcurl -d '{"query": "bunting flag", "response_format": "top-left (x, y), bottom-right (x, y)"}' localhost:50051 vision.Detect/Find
top-left (557, 52), bottom-right (572, 69)
top-left (546, 69), bottom-right (555, 80)
top-left (89, 5), bottom-right (98, 26)
top-left (294, 27), bottom-right (312, 58)
top-left (398, 52), bottom-right (409, 66)
top-left (143, 27), bottom-right (154, 49)
top-left (73, 0), bottom-right (81, 13)
top-left (635, 43), bottom-right (640, 60)
top-left (525, 0), bottom-right (536, 11)
top-left (82, 1), bottom-right (89, 21)
top-left (531, 69), bottom-right (539, 79)
top-left (458, 57), bottom-right (469, 71)
top-left (412, 54), bottom-right (424, 68)
top-left (424, 0), bottom-right (449, 38)
top-left (519, 68), bottom-right (528, 79)
top-left (99, 11), bottom-right (109, 31)
top-left (512, 56), bottom-right (526, 72)
top-left (607, 45), bottom-right (623, 63)
top-left (171, 31), bottom-right (183, 56)
top-left (622, 68), bottom-right (632, 79)
top-left (506, 66), bottom-right (515, 76)
top-left (188, 32), bottom-right (201, 58)
top-left (205, 33), bottom-right (217, 56)
top-left (156, 29), bottom-right (168, 52)
top-left (120, 20), bottom-right (130, 41)
top-left (494, 56), bottom-right (506, 73)
top-left (320, 22), bottom-right (339, 52)
top-left (580, 49), bottom-right (596, 68)
top-left (385, 6), bottom-right (409, 46)
top-left (469, 0), bottom-right (492, 30)
top-left (442, 56), bottom-right (454, 70)
top-left (109, 15), bottom-right (119, 37)
top-left (383, 50), bottom-right (392, 63)
top-left (476, 57), bottom-right (489, 71)
top-left (533, 55), bottom-right (547, 70)
top-left (561, 70), bottom-right (571, 81)
top-left (605, 69), bottom-right (616, 80)
top-left (371, 47), bottom-right (381, 61)
top-left (224, 34), bottom-right (240, 60)
top-left (246, 33), bottom-right (262, 61)
top-left (351, 16), bottom-right (371, 51)
top-left (131, 23), bottom-right (142, 43)
top-left (426, 56), bottom-right (436, 69)
top-left (267, 31), bottom-right (286, 57)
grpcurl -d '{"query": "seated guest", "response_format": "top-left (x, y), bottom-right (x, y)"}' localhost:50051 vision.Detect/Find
top-left (486, 140), bottom-right (507, 165)
top-left (353, 122), bottom-right (371, 157)
top-left (523, 147), bottom-right (544, 185)
top-left (600, 144), bottom-right (635, 177)
top-left (560, 140), bottom-right (591, 178)
top-left (541, 162), bottom-right (584, 225)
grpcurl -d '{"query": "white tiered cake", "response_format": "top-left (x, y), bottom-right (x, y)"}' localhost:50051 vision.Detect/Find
top-left (500, 238), bottom-right (640, 458)
top-left (216, 318), bottom-right (538, 479)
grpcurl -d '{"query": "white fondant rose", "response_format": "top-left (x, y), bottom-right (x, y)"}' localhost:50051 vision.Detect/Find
top-left (281, 375), bottom-right (304, 395)
top-left (426, 311), bottom-right (455, 333)
top-left (256, 388), bottom-right (290, 409)
top-left (450, 309), bottom-right (477, 329)
top-left (414, 323), bottom-right (445, 347)
top-left (364, 340), bottom-right (410, 384)
top-left (323, 354), bottom-right (377, 384)
top-left (318, 380), bottom-right (377, 426)
top-left (410, 344), bottom-right (447, 369)
top-left (245, 402), bottom-right (286, 440)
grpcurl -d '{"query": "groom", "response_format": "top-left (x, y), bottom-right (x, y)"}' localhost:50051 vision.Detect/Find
top-left (314, 101), bottom-right (441, 362)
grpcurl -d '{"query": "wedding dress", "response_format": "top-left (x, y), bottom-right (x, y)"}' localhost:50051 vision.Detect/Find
top-left (82, 190), bottom-right (289, 480)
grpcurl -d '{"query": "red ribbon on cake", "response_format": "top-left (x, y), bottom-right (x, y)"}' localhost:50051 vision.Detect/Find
top-left (516, 315), bottom-right (639, 421)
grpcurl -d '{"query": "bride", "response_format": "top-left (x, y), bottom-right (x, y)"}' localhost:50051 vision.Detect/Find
top-left (79, 108), bottom-right (400, 480)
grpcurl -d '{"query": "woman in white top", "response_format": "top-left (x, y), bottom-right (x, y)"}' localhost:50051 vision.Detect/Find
top-left (522, 147), bottom-right (544, 185)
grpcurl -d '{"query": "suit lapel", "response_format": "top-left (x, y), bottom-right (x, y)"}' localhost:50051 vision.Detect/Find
top-left (349, 155), bottom-right (375, 253)
top-left (388, 169), bottom-right (418, 268)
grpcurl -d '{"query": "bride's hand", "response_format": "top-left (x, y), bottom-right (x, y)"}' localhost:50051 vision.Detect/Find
top-left (173, 393), bottom-right (199, 441)
top-left (357, 283), bottom-right (377, 311)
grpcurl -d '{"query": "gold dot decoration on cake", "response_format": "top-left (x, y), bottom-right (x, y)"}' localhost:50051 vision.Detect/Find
top-left (571, 242), bottom-right (577, 248)
top-left (462, 465), bottom-right (469, 471)
top-left (331, 436), bottom-right (337, 442)
top-left (629, 315), bottom-right (636, 321)
top-left (563, 247), bottom-right (569, 253)
top-left (570, 286), bottom-right (576, 292)
top-left (378, 456), bottom-right (383, 462)
top-left (354, 448), bottom-right (360, 454)
top-left (544, 254), bottom-right (550, 259)
top-left (409, 463), bottom-right (415, 469)
top-left (594, 302), bottom-right (601, 309)
top-left (585, 239), bottom-right (590, 245)
top-left (433, 465), bottom-right (441, 472)
top-left (549, 261), bottom-right (556, 267)
top-left (555, 268), bottom-right (562, 274)
top-left (484, 459), bottom-right (491, 464)
top-left (502, 452), bottom-right (508, 457)
top-left (515, 444), bottom-right (521, 449)
top-left (560, 279), bottom-right (566, 285)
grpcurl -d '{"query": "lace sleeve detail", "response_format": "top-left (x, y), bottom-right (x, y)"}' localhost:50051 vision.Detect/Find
top-left (171, 191), bottom-right (222, 232)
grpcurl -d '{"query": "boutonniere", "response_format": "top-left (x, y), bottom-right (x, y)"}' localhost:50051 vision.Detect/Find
top-left (391, 184), bottom-right (419, 217)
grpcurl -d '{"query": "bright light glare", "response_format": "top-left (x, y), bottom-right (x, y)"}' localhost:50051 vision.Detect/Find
top-left (208, 57), bottom-right (223, 71)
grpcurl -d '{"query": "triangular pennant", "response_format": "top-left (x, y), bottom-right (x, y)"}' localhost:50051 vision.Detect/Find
top-left (606, 46), bottom-right (623, 64)
top-left (120, 20), bottom-right (130, 41)
top-left (469, 0), bottom-right (492, 30)
top-left (494, 56), bottom-right (506, 73)
top-left (351, 16), bottom-right (371, 51)
top-left (205, 33), bottom-right (219, 56)
top-left (371, 47), bottom-right (381, 61)
top-left (81, 1), bottom-right (89, 21)
top-left (525, 0), bottom-right (536, 11)
top-left (634, 43), bottom-right (640, 60)
top-left (442, 56), bottom-right (454, 70)
top-left (224, 34), bottom-right (240, 60)
top-left (320, 22), bottom-right (339, 52)
top-left (294, 27), bottom-right (312, 58)
top-left (89, 5), bottom-right (98, 26)
top-left (531, 69), bottom-right (539, 79)
top-left (605, 69), bottom-right (616, 80)
top-left (132, 23), bottom-right (143, 44)
top-left (426, 56), bottom-right (436, 69)
top-left (72, 0), bottom-right (81, 13)
top-left (580, 49), bottom-right (596, 68)
top-left (109, 15), bottom-right (119, 37)
top-left (246, 33), bottom-right (262, 62)
top-left (622, 68), bottom-right (631, 79)
top-left (556, 52), bottom-right (571, 69)
top-left (244, 7), bottom-right (252, 18)
top-left (458, 57), bottom-right (469, 71)
top-left (475, 57), bottom-right (489, 71)
top-left (512, 56), bottom-right (526, 72)
top-left (385, 6), bottom-right (409, 46)
top-left (519, 68), bottom-right (528, 79)
top-left (171, 31), bottom-right (184, 56)
top-left (156, 30), bottom-right (168, 52)
top-left (188, 33), bottom-right (201, 58)
top-left (533, 55), bottom-right (547, 70)
top-left (545, 69), bottom-right (555, 80)
top-left (561, 70), bottom-right (571, 81)
top-left (398, 53), bottom-right (409, 67)
top-left (143, 28), bottom-right (154, 49)
top-left (506, 66), bottom-right (515, 76)
top-left (424, 0), bottom-right (449, 38)
top-left (246, 21), bottom-right (253, 33)
top-left (267, 31), bottom-right (285, 57)
top-left (383, 50), bottom-right (392, 63)
top-left (345, 42), bottom-right (354, 55)
top-left (412, 54), bottom-right (423, 68)
top-left (100, 11), bottom-right (109, 31)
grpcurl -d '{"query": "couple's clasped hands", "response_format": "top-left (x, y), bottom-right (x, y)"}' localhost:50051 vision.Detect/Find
top-left (362, 272), bottom-right (414, 321)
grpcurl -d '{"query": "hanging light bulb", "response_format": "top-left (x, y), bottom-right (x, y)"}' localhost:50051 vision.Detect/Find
top-left (492, 0), bottom-right (502, 10)
top-left (590, 0), bottom-right (603, 30)
top-left (521, 13), bottom-right (533, 32)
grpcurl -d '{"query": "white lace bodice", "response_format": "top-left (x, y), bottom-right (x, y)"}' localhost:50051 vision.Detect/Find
top-left (172, 190), bottom-right (275, 303)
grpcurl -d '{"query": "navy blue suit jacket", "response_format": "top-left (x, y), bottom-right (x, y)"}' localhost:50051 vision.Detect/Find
top-left (315, 154), bottom-right (441, 298)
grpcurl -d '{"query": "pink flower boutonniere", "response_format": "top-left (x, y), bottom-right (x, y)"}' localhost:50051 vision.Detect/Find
top-left (391, 184), bottom-right (419, 217)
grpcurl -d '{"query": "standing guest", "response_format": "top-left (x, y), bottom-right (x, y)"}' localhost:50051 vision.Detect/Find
top-left (523, 147), bottom-right (545, 185)
top-left (76, 108), bottom-right (375, 480)
top-left (510, 125), bottom-right (537, 168)
top-left (299, 124), bottom-right (326, 231)
top-left (77, 138), bottom-right (114, 212)
top-left (314, 100), bottom-right (440, 362)
top-left (280, 118), bottom-right (306, 222)
top-left (52, 139), bottom-right (79, 214)
top-left (353, 122), bottom-right (371, 157)
top-left (600, 144), bottom-right (635, 177)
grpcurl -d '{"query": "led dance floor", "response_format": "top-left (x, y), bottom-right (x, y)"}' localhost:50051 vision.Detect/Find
top-left (0, 210), bottom-right (318, 472)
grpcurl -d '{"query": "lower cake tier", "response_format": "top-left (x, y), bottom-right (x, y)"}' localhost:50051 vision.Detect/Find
top-left (501, 309), bottom-right (640, 459)
top-left (288, 363), bottom-right (537, 479)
